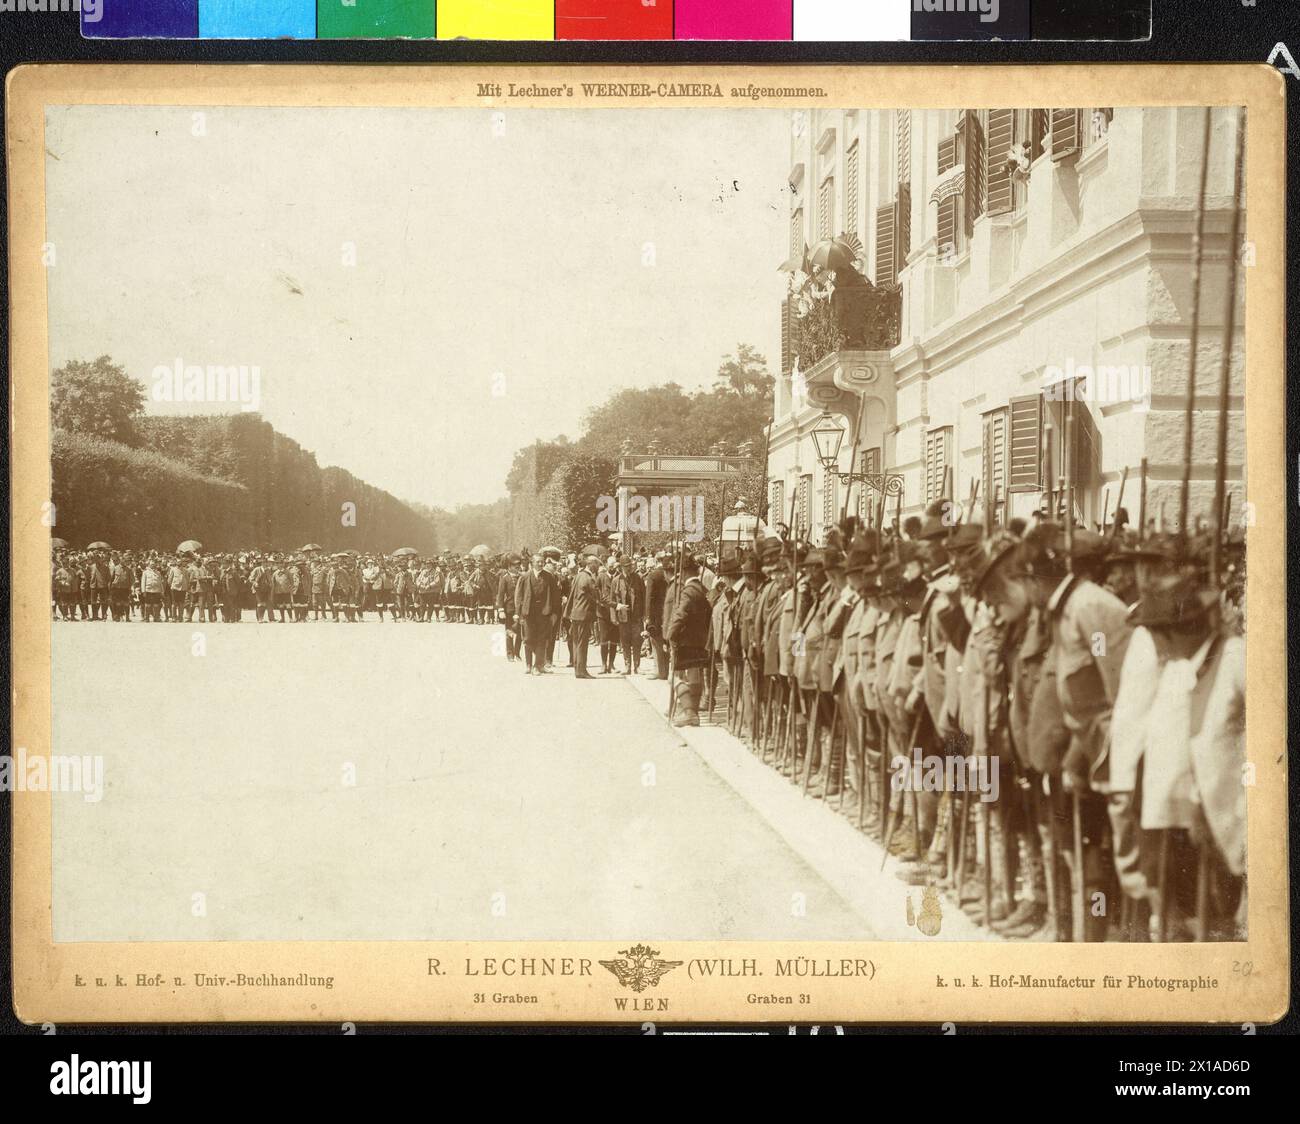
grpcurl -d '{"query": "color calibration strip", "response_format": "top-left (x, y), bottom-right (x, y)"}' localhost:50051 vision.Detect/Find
top-left (83, 2), bottom-right (1150, 41)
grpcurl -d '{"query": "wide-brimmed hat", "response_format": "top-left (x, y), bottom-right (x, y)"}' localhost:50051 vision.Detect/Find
top-left (1128, 568), bottom-right (1219, 629)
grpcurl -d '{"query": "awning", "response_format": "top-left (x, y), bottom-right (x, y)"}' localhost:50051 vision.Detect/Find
top-left (929, 164), bottom-right (966, 205)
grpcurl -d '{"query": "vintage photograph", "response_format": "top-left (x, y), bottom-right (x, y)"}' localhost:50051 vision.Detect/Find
top-left (8, 65), bottom-right (1286, 1024)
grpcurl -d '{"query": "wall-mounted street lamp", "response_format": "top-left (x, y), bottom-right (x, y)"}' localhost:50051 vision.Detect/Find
top-left (810, 411), bottom-right (905, 498)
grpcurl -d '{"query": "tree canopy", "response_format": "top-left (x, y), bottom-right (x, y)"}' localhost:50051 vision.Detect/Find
top-left (50, 355), bottom-right (146, 446)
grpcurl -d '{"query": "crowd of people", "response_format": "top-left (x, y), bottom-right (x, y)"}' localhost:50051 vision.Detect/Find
top-left (646, 504), bottom-right (1247, 945)
top-left (52, 501), bottom-right (1246, 945)
top-left (51, 548), bottom-right (527, 625)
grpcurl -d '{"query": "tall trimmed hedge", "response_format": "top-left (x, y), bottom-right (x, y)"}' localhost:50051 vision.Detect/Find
top-left (52, 415), bottom-right (438, 553)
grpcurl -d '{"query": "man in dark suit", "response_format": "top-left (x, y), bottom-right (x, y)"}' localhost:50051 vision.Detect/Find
top-left (497, 554), bottom-right (522, 662)
top-left (644, 554), bottom-right (671, 680)
top-left (566, 555), bottom-right (601, 679)
top-left (668, 553), bottom-right (713, 727)
top-left (514, 554), bottom-right (559, 675)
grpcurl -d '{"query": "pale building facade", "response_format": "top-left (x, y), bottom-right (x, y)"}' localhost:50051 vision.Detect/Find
top-left (766, 104), bottom-right (1246, 542)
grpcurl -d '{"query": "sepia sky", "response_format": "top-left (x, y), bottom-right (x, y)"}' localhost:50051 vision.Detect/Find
top-left (44, 105), bottom-right (790, 508)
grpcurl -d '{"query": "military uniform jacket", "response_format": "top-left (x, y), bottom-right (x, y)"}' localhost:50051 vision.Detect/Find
top-left (777, 586), bottom-right (798, 678)
top-left (794, 581), bottom-right (828, 691)
top-left (822, 585), bottom-right (857, 692)
top-left (759, 578), bottom-right (787, 677)
top-left (668, 577), bottom-right (712, 668)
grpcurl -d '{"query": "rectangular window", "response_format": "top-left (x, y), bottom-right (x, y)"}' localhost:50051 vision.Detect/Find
top-left (845, 142), bottom-right (860, 238)
top-left (962, 110), bottom-right (984, 237)
top-left (780, 296), bottom-right (794, 375)
top-left (896, 110), bottom-right (911, 267)
top-left (982, 408), bottom-right (1009, 525)
top-left (822, 464), bottom-right (838, 534)
top-left (896, 109), bottom-right (911, 190)
top-left (924, 427), bottom-right (953, 506)
top-left (857, 447), bottom-right (882, 521)
top-left (936, 133), bottom-right (960, 257)
top-left (985, 108), bottom-right (1017, 217)
top-left (817, 176), bottom-right (834, 241)
top-left (1050, 108), bottom-right (1081, 162)
top-left (1008, 394), bottom-right (1043, 491)
top-left (875, 202), bottom-right (897, 287)
top-left (1031, 109), bottom-right (1050, 162)
top-left (1082, 107), bottom-right (1114, 152)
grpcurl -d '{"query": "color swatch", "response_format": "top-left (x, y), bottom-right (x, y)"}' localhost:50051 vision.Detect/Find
top-left (200, 1), bottom-right (318, 39)
top-left (556, 0), bottom-right (672, 41)
top-left (83, 0), bottom-right (199, 38)
top-left (437, 0), bottom-right (554, 39)
top-left (794, 0), bottom-right (908, 41)
top-left (84, 0), bottom-right (1150, 40)
top-left (318, 0), bottom-right (437, 39)
top-left (675, 0), bottom-right (791, 41)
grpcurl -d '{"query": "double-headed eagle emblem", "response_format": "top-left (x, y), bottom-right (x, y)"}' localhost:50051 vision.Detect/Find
top-left (599, 945), bottom-right (683, 993)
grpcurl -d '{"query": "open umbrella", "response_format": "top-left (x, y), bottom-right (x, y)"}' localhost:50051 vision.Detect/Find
top-left (468, 544), bottom-right (492, 558)
top-left (391, 547), bottom-right (419, 557)
top-left (178, 539), bottom-right (203, 553)
top-left (301, 543), bottom-right (323, 553)
top-left (580, 543), bottom-right (609, 561)
top-left (51, 537), bottom-right (68, 549)
top-left (538, 545), bottom-right (563, 559)
top-left (87, 541), bottom-right (111, 551)
top-left (808, 235), bottom-right (863, 274)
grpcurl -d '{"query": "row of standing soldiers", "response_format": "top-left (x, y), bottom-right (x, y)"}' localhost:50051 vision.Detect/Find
top-left (666, 507), bottom-right (1246, 942)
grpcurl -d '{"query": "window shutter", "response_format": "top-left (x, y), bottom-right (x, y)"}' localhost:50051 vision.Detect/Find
top-left (845, 143), bottom-right (859, 237)
top-left (771, 480), bottom-right (785, 526)
top-left (1031, 109), bottom-right (1050, 161)
top-left (790, 208), bottom-right (803, 264)
top-left (875, 203), bottom-right (897, 287)
top-left (937, 197), bottom-right (958, 258)
top-left (925, 428), bottom-right (951, 506)
top-left (896, 110), bottom-right (911, 189)
top-left (897, 183), bottom-right (911, 268)
top-left (963, 110), bottom-right (984, 236)
top-left (817, 178), bottom-right (833, 241)
top-left (780, 296), bottom-right (794, 375)
top-left (985, 108), bottom-right (1016, 217)
top-left (1008, 394), bottom-right (1043, 490)
top-left (822, 466), bottom-right (837, 532)
top-left (937, 134), bottom-right (957, 176)
top-left (1050, 108), bottom-right (1081, 162)
top-left (857, 448), bottom-right (881, 520)
top-left (982, 410), bottom-right (1008, 523)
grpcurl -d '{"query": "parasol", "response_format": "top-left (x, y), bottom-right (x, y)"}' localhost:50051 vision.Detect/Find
top-left (580, 543), bottom-right (609, 561)
top-left (51, 537), bottom-right (68, 549)
top-left (468, 544), bottom-right (492, 558)
top-left (391, 547), bottom-right (419, 557)
top-left (178, 540), bottom-right (203, 554)
top-left (808, 236), bottom-right (863, 274)
top-left (301, 543), bottom-right (323, 552)
top-left (87, 541), bottom-right (111, 551)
